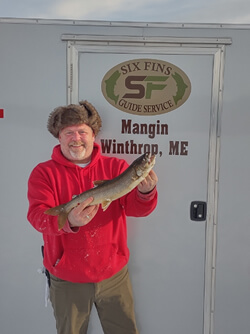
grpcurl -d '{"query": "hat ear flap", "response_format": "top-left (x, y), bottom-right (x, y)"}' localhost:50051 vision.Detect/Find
top-left (47, 107), bottom-right (63, 138)
top-left (79, 100), bottom-right (102, 135)
top-left (80, 101), bottom-right (92, 117)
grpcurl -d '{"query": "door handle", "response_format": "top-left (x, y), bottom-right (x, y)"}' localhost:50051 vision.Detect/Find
top-left (190, 201), bottom-right (207, 221)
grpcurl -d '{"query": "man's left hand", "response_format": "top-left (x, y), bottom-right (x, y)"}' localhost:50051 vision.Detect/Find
top-left (137, 170), bottom-right (158, 194)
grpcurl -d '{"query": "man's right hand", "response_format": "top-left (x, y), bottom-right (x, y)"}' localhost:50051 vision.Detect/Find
top-left (68, 197), bottom-right (99, 227)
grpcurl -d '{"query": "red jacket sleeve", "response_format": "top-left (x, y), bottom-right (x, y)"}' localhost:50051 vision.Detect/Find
top-left (27, 165), bottom-right (68, 236)
top-left (121, 186), bottom-right (158, 217)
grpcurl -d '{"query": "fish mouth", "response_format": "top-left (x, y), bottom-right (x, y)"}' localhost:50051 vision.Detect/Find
top-left (145, 152), bottom-right (155, 163)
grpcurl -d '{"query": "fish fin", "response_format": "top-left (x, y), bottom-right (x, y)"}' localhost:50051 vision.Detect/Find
top-left (44, 204), bottom-right (65, 216)
top-left (93, 180), bottom-right (108, 187)
top-left (58, 212), bottom-right (69, 230)
top-left (44, 204), bottom-right (69, 231)
top-left (101, 199), bottom-right (112, 211)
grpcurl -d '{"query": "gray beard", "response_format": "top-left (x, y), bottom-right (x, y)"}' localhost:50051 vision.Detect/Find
top-left (69, 147), bottom-right (86, 161)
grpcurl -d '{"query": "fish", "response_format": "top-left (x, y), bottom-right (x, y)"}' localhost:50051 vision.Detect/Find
top-left (172, 72), bottom-right (188, 105)
top-left (104, 69), bottom-right (121, 104)
top-left (45, 152), bottom-right (156, 230)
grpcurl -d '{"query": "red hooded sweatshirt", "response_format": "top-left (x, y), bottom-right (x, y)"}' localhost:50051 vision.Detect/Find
top-left (27, 143), bottom-right (157, 283)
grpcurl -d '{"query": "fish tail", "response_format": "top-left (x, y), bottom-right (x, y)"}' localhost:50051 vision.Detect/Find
top-left (57, 211), bottom-right (69, 230)
top-left (44, 204), bottom-right (65, 216)
top-left (44, 204), bottom-right (69, 230)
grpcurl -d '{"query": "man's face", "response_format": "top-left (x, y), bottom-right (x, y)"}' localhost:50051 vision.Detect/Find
top-left (59, 123), bottom-right (95, 164)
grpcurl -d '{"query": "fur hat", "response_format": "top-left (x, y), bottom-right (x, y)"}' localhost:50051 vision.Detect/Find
top-left (47, 100), bottom-right (102, 138)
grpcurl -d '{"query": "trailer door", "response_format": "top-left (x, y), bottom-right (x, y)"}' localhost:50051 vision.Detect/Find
top-left (63, 35), bottom-right (230, 334)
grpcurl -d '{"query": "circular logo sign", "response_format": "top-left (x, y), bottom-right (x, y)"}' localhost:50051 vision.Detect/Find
top-left (101, 58), bottom-right (191, 116)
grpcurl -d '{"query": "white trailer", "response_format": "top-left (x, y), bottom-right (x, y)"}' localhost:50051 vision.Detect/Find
top-left (0, 18), bottom-right (249, 334)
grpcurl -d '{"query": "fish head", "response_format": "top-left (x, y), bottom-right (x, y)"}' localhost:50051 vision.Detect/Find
top-left (134, 152), bottom-right (156, 178)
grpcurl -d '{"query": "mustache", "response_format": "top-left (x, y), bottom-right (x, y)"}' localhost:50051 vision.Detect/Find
top-left (69, 141), bottom-right (85, 146)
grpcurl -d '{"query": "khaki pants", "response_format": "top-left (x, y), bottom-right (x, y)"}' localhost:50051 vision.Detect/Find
top-left (50, 266), bottom-right (139, 334)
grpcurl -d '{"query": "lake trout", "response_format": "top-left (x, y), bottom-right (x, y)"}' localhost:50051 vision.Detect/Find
top-left (45, 152), bottom-right (156, 230)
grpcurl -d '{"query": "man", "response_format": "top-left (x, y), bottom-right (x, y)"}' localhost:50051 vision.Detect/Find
top-left (27, 100), bottom-right (158, 334)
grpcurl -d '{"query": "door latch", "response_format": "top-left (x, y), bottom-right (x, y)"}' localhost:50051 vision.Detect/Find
top-left (190, 201), bottom-right (207, 221)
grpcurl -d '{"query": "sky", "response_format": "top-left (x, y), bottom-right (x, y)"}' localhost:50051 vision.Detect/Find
top-left (0, 0), bottom-right (250, 24)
